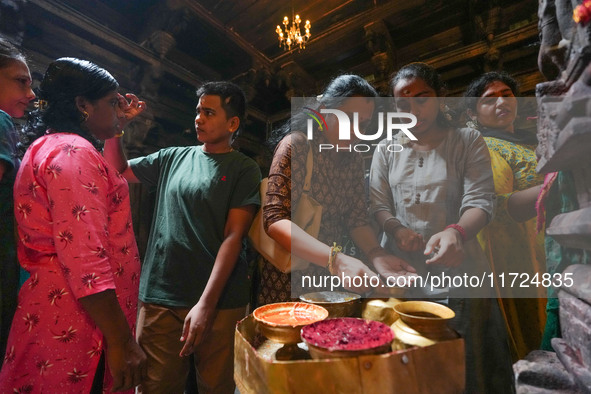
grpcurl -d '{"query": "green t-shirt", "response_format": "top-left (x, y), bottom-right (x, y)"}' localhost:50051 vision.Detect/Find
top-left (130, 146), bottom-right (261, 308)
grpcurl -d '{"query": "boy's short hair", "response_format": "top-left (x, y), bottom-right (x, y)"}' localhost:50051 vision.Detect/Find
top-left (196, 82), bottom-right (246, 132)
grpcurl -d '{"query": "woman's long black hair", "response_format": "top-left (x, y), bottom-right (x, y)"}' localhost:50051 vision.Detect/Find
top-left (462, 71), bottom-right (519, 112)
top-left (268, 74), bottom-right (378, 148)
top-left (0, 36), bottom-right (25, 69)
top-left (19, 57), bottom-right (118, 155)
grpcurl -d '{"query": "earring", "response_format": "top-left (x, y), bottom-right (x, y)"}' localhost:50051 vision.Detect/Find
top-left (466, 118), bottom-right (479, 130)
top-left (441, 104), bottom-right (453, 121)
top-left (82, 111), bottom-right (89, 122)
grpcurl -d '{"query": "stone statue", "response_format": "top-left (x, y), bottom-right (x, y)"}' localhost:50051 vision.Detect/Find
top-left (513, 1), bottom-right (591, 392)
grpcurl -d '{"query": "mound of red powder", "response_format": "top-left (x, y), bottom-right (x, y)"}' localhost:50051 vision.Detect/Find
top-left (301, 317), bottom-right (394, 351)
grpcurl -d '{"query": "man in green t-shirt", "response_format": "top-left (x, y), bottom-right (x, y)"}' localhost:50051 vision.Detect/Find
top-left (104, 81), bottom-right (261, 393)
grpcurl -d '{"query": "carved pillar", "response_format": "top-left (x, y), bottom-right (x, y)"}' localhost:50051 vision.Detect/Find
top-left (125, 0), bottom-right (195, 152)
top-left (364, 21), bottom-right (395, 93)
top-left (468, 1), bottom-right (502, 71)
top-left (0, 0), bottom-right (27, 44)
top-left (278, 61), bottom-right (316, 99)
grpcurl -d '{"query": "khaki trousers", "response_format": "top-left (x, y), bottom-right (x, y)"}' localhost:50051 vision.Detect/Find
top-left (137, 302), bottom-right (246, 394)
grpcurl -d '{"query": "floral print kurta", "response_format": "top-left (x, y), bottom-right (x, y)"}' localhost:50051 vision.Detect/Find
top-left (0, 133), bottom-right (140, 393)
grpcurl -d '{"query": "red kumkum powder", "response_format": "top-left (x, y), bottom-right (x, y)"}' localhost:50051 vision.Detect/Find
top-left (301, 318), bottom-right (394, 351)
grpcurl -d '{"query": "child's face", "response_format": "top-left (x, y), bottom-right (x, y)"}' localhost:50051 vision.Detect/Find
top-left (0, 59), bottom-right (35, 118)
top-left (194, 94), bottom-right (237, 147)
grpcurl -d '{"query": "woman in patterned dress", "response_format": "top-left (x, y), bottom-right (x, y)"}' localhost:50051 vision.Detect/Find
top-left (0, 58), bottom-right (146, 393)
top-left (256, 74), bottom-right (416, 306)
top-left (464, 72), bottom-right (546, 361)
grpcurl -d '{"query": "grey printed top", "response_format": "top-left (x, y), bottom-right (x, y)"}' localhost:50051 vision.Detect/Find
top-left (369, 127), bottom-right (495, 297)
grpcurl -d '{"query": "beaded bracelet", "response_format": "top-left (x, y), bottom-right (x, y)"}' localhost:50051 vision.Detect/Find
top-left (114, 130), bottom-right (125, 138)
top-left (444, 224), bottom-right (467, 242)
top-left (327, 242), bottom-right (342, 275)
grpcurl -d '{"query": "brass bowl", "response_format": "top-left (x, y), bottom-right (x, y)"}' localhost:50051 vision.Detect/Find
top-left (299, 291), bottom-right (361, 317)
top-left (394, 301), bottom-right (455, 331)
top-left (253, 302), bottom-right (329, 344)
top-left (391, 301), bottom-right (458, 348)
top-left (301, 317), bottom-right (394, 359)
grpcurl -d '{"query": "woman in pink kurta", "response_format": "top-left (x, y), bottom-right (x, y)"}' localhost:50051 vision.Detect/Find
top-left (0, 58), bottom-right (146, 393)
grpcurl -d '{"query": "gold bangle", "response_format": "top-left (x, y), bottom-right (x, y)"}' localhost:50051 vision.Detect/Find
top-left (114, 130), bottom-right (125, 138)
top-left (327, 242), bottom-right (342, 275)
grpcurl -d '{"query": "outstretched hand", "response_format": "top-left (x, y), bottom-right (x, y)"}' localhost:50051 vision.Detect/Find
top-left (333, 253), bottom-right (381, 293)
top-left (424, 228), bottom-right (464, 267)
top-left (371, 253), bottom-right (419, 285)
top-left (117, 93), bottom-right (146, 128)
top-left (393, 227), bottom-right (425, 252)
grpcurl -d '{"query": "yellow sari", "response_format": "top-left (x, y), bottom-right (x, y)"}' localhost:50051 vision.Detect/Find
top-left (477, 136), bottom-right (547, 361)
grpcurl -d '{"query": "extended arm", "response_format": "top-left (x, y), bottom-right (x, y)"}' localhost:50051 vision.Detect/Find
top-left (179, 205), bottom-right (256, 356)
top-left (507, 184), bottom-right (543, 222)
top-left (102, 93), bottom-right (145, 183)
top-left (425, 132), bottom-right (494, 267)
top-left (267, 220), bottom-right (380, 291)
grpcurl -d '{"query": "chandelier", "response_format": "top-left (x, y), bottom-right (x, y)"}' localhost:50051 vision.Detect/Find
top-left (276, 13), bottom-right (311, 51)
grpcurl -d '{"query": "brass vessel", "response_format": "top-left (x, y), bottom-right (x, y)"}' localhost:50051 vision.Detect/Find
top-left (253, 302), bottom-right (329, 344)
top-left (391, 301), bottom-right (458, 349)
top-left (299, 291), bottom-right (361, 317)
top-left (252, 302), bottom-right (328, 360)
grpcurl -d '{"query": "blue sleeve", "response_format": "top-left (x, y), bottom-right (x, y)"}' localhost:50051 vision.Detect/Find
top-left (0, 111), bottom-right (17, 171)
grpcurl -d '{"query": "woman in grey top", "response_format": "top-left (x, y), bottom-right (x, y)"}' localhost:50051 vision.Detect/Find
top-left (369, 62), bottom-right (513, 393)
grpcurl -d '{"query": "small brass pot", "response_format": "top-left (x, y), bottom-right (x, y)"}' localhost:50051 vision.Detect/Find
top-left (299, 291), bottom-right (361, 317)
top-left (391, 301), bottom-right (458, 348)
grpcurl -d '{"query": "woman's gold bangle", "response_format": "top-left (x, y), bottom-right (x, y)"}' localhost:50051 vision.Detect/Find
top-left (327, 242), bottom-right (342, 275)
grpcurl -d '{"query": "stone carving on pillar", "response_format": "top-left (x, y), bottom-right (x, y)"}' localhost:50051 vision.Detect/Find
top-left (0, 0), bottom-right (27, 45)
top-left (127, 3), bottom-right (195, 153)
top-left (536, 0), bottom-right (591, 251)
top-left (147, 30), bottom-right (177, 59)
top-left (513, 1), bottom-right (591, 392)
top-left (278, 61), bottom-right (316, 99)
top-left (469, 1), bottom-right (502, 71)
top-left (364, 21), bottom-right (395, 93)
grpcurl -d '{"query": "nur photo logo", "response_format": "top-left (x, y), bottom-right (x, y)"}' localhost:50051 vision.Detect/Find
top-left (299, 99), bottom-right (419, 152)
